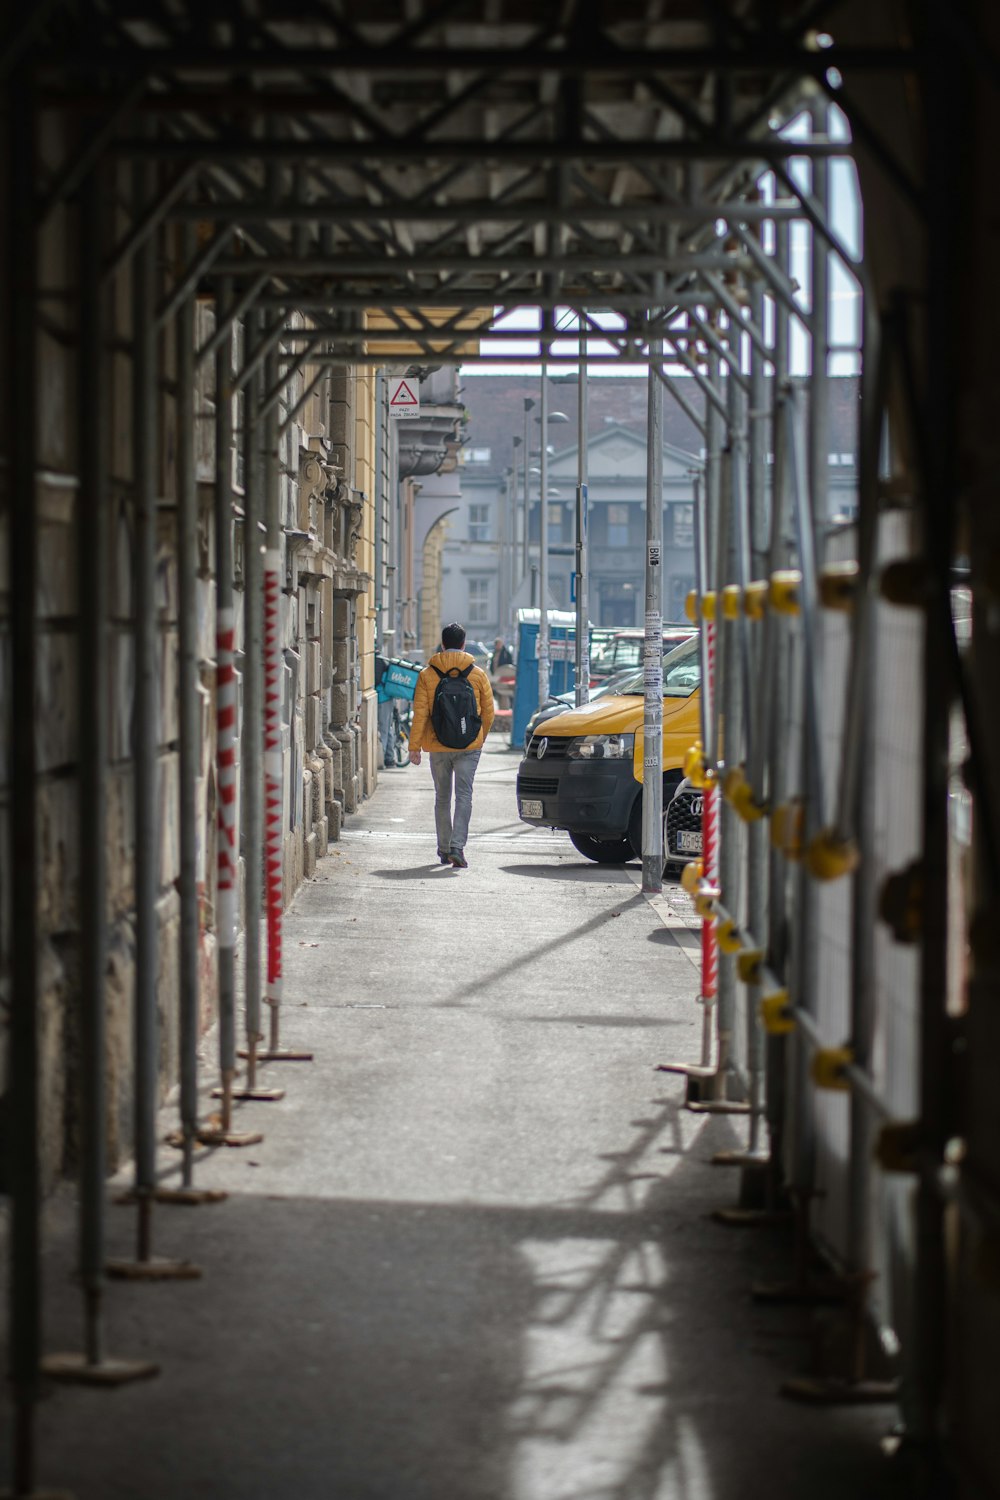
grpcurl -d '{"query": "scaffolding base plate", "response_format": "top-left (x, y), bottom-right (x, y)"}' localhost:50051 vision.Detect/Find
top-left (211, 1086), bottom-right (285, 1102)
top-left (687, 1099), bottom-right (751, 1115)
top-left (655, 1062), bottom-right (714, 1078)
top-left (752, 1277), bottom-right (846, 1306)
top-left (781, 1375), bottom-right (900, 1405)
top-left (42, 1352), bottom-right (159, 1386)
top-left (711, 1150), bottom-right (770, 1168)
top-left (114, 1187), bottom-right (228, 1206)
top-left (712, 1207), bottom-right (793, 1228)
top-left (193, 1127), bottom-right (264, 1148)
top-left (239, 1049), bottom-right (314, 1062)
top-left (106, 1258), bottom-right (201, 1282)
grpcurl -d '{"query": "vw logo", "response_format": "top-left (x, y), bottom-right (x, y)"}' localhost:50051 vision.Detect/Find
top-left (690, 796), bottom-right (704, 818)
top-left (535, 737), bottom-right (549, 759)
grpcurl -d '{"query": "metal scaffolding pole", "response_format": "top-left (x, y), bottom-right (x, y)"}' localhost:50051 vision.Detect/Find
top-left (574, 326), bottom-right (589, 707)
top-left (238, 309), bottom-right (285, 1107)
top-left (45, 164), bottom-right (161, 1387)
top-left (6, 71), bottom-right (44, 1499)
top-left (642, 341), bottom-right (664, 894)
top-left (107, 160), bottom-right (198, 1280)
top-left (198, 277), bottom-right (265, 1145)
top-left (537, 365), bottom-right (550, 707)
top-left (521, 396), bottom-right (534, 584)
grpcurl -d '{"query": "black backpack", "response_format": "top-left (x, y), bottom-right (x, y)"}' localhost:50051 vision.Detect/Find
top-left (430, 663), bottom-right (482, 749)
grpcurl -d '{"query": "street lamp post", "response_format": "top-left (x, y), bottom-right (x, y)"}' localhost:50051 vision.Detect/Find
top-left (521, 397), bottom-right (534, 582)
top-left (538, 369), bottom-right (550, 705)
top-left (575, 339), bottom-right (589, 705)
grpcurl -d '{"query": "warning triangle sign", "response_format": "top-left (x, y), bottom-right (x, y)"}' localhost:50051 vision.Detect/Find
top-left (389, 378), bottom-right (420, 418)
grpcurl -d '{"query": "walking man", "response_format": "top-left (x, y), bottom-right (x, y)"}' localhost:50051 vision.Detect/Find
top-left (409, 622), bottom-right (494, 868)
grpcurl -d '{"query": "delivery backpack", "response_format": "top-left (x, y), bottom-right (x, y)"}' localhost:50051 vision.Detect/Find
top-left (430, 663), bottom-right (482, 749)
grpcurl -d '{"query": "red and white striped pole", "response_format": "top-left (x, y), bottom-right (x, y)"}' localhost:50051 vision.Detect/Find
top-left (263, 548), bottom-right (284, 1052)
top-left (700, 618), bottom-right (719, 1064)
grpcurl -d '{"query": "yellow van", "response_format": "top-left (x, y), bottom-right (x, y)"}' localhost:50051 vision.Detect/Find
top-left (515, 634), bottom-right (701, 863)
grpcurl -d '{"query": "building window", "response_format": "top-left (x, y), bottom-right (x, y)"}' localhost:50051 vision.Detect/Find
top-left (672, 504), bottom-right (694, 548)
top-left (607, 503), bottom-right (630, 548)
top-left (461, 446), bottom-right (491, 464)
top-left (468, 503), bottom-right (491, 542)
top-left (548, 503), bottom-right (564, 545)
top-left (468, 577), bottom-right (490, 624)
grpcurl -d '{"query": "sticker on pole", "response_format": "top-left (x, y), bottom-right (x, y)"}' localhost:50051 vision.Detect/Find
top-left (389, 377), bottom-right (420, 420)
top-left (647, 542), bottom-right (661, 567)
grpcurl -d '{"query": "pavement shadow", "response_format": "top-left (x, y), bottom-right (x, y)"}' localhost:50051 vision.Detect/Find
top-left (370, 865), bottom-right (460, 880)
top-left (16, 1098), bottom-right (911, 1500)
top-left (498, 862), bottom-right (637, 881)
top-left (647, 926), bottom-right (701, 952)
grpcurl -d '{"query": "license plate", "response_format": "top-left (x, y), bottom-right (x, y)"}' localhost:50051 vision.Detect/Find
top-left (676, 829), bottom-right (702, 852)
top-left (520, 799), bottom-right (543, 818)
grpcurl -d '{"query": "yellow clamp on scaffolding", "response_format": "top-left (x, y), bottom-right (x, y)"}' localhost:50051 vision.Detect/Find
top-left (874, 1120), bottom-right (921, 1175)
top-left (769, 569), bottom-right (802, 615)
top-left (879, 861), bottom-right (923, 944)
top-left (683, 741), bottom-right (716, 789)
top-left (737, 948), bottom-right (765, 985)
top-left (770, 800), bottom-right (803, 859)
top-left (700, 590), bottom-right (717, 622)
top-left (716, 917), bottom-right (743, 955)
top-left (744, 580), bottom-right (769, 620)
top-left (760, 990), bottom-right (795, 1035)
top-left (880, 557), bottom-right (929, 607)
top-left (819, 561), bottom-right (860, 611)
top-left (722, 584), bottom-right (741, 621)
top-left (685, 589), bottom-right (699, 624)
top-left (693, 886), bottom-right (720, 920)
top-left (680, 860), bottom-right (703, 895)
top-left (723, 764), bottom-right (768, 822)
top-left (806, 828), bottom-right (861, 881)
top-left (811, 1046), bottom-right (853, 1092)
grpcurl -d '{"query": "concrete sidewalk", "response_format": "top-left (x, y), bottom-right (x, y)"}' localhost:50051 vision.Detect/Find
top-left (14, 739), bottom-right (906, 1499)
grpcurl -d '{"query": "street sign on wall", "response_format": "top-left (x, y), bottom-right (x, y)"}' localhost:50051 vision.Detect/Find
top-left (388, 376), bottom-right (420, 419)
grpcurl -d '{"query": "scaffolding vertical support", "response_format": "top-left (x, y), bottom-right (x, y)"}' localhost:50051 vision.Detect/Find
top-left (574, 326), bottom-right (589, 707)
top-left (237, 309), bottom-right (285, 1105)
top-left (176, 224), bottom-right (200, 1183)
top-left (521, 395), bottom-right (534, 585)
top-left (537, 363), bottom-right (550, 707)
top-left (642, 340), bottom-right (664, 894)
top-left (131, 152), bottom-right (162, 1264)
top-left (75, 163), bottom-right (109, 1362)
top-left (6, 68), bottom-right (42, 1499)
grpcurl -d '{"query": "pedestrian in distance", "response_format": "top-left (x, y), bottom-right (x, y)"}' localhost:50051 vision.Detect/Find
top-left (489, 636), bottom-right (513, 674)
top-left (408, 622), bottom-right (495, 868)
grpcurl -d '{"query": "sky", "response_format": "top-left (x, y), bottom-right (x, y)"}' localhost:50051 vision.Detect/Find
top-left (461, 103), bottom-right (861, 380)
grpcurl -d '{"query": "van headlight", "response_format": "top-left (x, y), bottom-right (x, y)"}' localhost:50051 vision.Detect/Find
top-left (566, 733), bottom-right (634, 761)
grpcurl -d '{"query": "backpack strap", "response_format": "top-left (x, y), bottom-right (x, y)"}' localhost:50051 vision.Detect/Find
top-left (430, 664), bottom-right (445, 680)
top-left (431, 663), bottom-right (474, 680)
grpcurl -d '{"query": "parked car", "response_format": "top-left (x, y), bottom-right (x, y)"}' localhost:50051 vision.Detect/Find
top-left (588, 625), bottom-right (695, 684)
top-left (522, 662), bottom-right (649, 749)
top-left (516, 635), bottom-right (701, 864)
top-left (664, 778), bottom-right (705, 868)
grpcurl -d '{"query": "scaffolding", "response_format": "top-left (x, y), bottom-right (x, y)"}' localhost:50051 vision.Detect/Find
top-left (2, 3), bottom-right (998, 1496)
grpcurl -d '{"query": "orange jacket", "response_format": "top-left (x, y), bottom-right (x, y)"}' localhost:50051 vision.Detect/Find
top-left (408, 649), bottom-right (495, 753)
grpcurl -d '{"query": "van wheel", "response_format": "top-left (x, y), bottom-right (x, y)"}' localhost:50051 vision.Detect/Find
top-left (568, 831), bottom-right (635, 864)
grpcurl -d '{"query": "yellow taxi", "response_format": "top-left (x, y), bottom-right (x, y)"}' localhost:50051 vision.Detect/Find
top-left (515, 634), bottom-right (701, 863)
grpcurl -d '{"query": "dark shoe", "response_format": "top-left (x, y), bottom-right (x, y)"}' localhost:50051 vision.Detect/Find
top-left (384, 756), bottom-right (394, 768)
top-left (449, 850), bottom-right (468, 869)
top-left (438, 851), bottom-right (451, 865)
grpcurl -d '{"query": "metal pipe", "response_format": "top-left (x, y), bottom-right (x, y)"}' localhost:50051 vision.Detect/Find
top-left (537, 361), bottom-right (550, 707)
top-left (374, 368), bottom-right (385, 645)
top-left (521, 396), bottom-right (534, 583)
top-left (8, 70), bottom-right (42, 1496)
top-left (78, 163), bottom-right (109, 1350)
top-left (809, 98), bottom-right (832, 547)
top-left (132, 153), bottom-right (160, 1261)
top-left (574, 328), bottom-right (589, 707)
top-left (242, 310), bottom-right (264, 1089)
top-left (642, 340), bottom-right (664, 894)
top-left (176, 224), bottom-right (200, 1186)
top-left (214, 276), bottom-right (238, 1128)
top-left (263, 342), bottom-right (285, 1051)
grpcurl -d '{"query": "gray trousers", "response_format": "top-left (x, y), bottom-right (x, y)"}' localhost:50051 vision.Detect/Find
top-left (430, 748), bottom-right (482, 855)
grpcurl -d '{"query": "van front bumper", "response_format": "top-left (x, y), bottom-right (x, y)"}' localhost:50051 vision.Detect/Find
top-left (515, 746), bottom-right (637, 838)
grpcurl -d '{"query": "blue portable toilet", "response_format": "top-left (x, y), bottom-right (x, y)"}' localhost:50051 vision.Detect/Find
top-left (511, 608), bottom-right (580, 749)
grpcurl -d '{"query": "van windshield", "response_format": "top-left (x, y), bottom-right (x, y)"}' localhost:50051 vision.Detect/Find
top-left (620, 636), bottom-right (701, 697)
